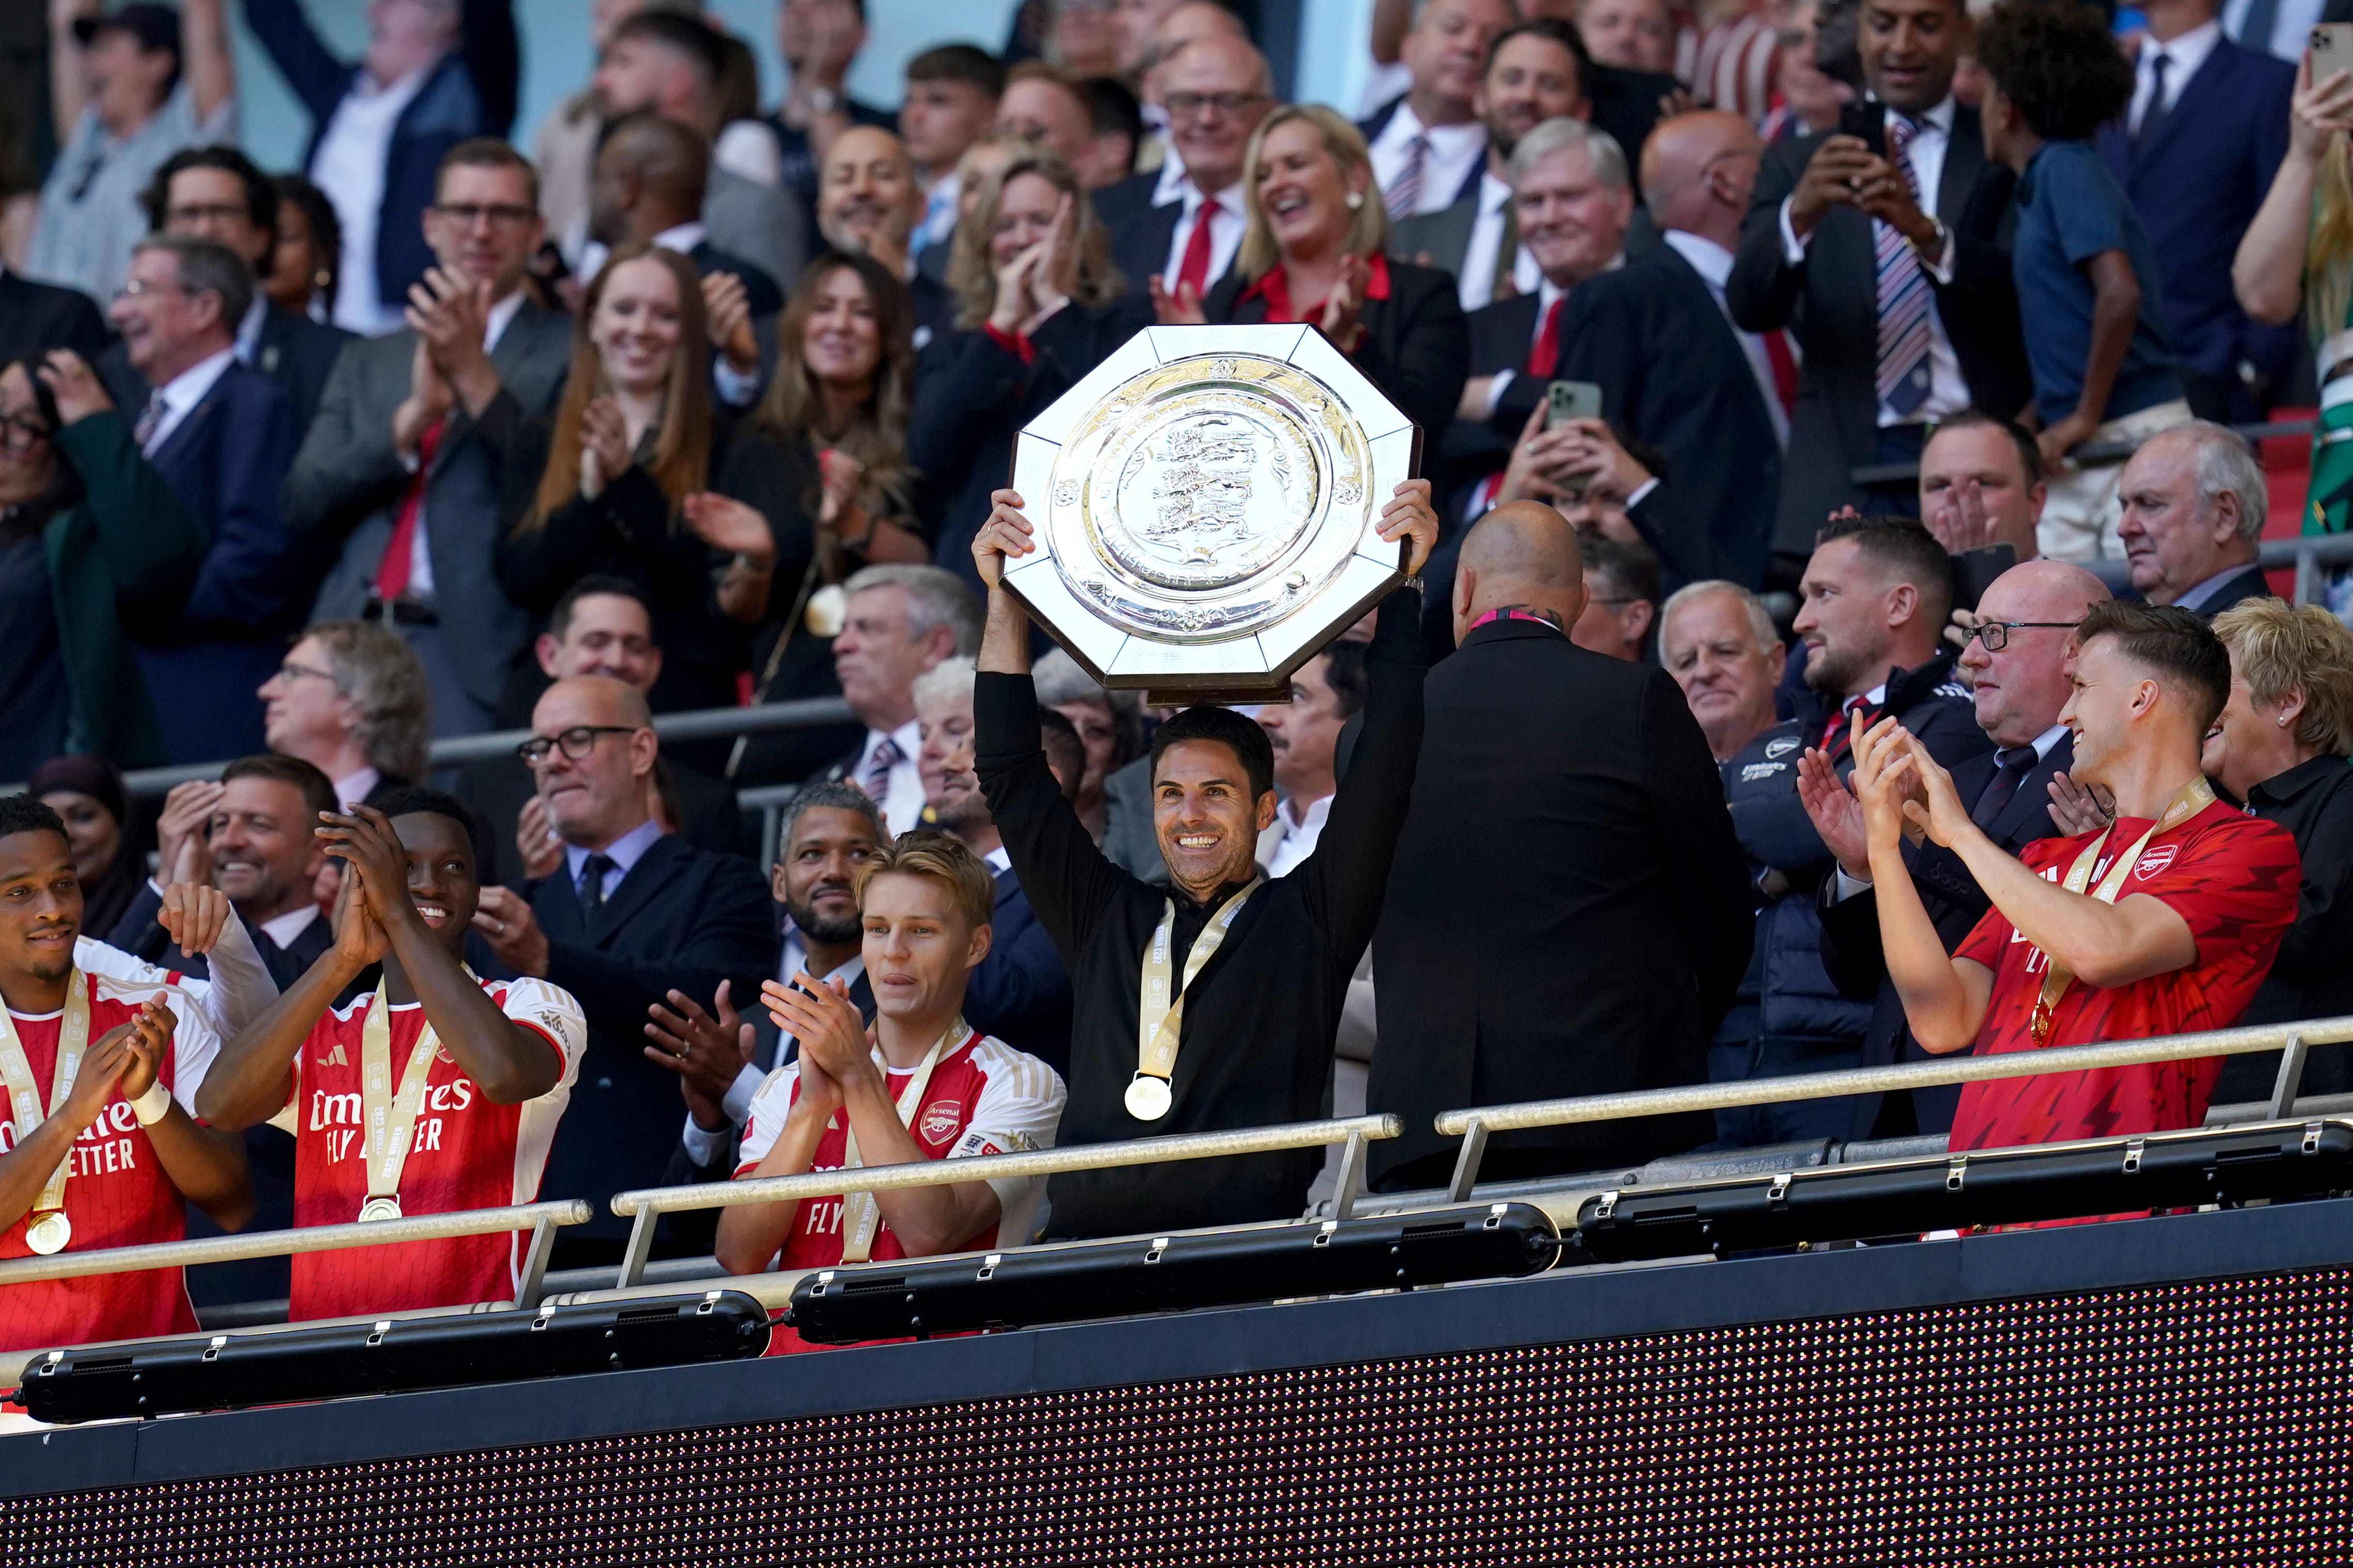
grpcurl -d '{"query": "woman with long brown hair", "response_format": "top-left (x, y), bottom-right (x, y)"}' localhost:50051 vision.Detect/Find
top-left (491, 242), bottom-right (741, 713)
top-left (682, 250), bottom-right (930, 780)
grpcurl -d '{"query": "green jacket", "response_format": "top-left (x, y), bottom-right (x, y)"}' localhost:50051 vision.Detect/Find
top-left (48, 411), bottom-right (210, 769)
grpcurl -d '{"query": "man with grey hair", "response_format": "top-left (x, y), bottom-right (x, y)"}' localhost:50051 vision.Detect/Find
top-left (259, 619), bottom-right (433, 811)
top-left (2113, 421), bottom-right (2275, 617)
top-left (805, 564), bottom-right (982, 835)
top-left (1660, 579), bottom-right (1784, 764)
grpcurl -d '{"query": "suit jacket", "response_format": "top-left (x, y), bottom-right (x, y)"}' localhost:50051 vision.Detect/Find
top-left (962, 865), bottom-right (1075, 1078)
top-left (99, 305), bottom-right (353, 439)
top-left (704, 169), bottom-right (808, 309)
top-left (2094, 39), bottom-right (2297, 401)
top-left (135, 359), bottom-right (305, 763)
top-left (1557, 243), bottom-right (1785, 589)
top-left (2190, 565), bottom-right (2278, 619)
top-left (1728, 101), bottom-right (2030, 557)
top-left (1387, 191), bottom-right (1482, 282)
top-left (1818, 733), bottom-right (2074, 1134)
top-left (105, 880), bottom-right (339, 993)
top-left (244, 0), bottom-right (519, 316)
top-left (528, 831), bottom-right (776, 1238)
top-left (459, 750), bottom-right (741, 887)
top-left (1094, 170), bottom-right (1186, 298)
top-left (0, 269), bottom-right (112, 364)
top-left (1357, 98), bottom-right (1488, 212)
top-left (1437, 290), bottom-right (1546, 509)
top-left (285, 300), bottom-right (573, 716)
top-left (1368, 620), bottom-right (1754, 1183)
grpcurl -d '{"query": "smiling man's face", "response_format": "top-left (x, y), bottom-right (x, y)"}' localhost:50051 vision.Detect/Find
top-left (0, 828), bottom-right (82, 986)
top-left (387, 811), bottom-right (480, 960)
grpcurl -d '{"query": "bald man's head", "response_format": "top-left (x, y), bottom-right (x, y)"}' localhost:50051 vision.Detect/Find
top-left (1640, 110), bottom-right (1762, 247)
top-left (1960, 558), bottom-right (2112, 748)
top-left (530, 674), bottom-right (660, 848)
top-left (1453, 501), bottom-right (1588, 640)
top-left (590, 112), bottom-right (710, 244)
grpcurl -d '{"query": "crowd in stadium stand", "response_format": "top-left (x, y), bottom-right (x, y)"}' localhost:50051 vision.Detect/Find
top-left (4, 0), bottom-right (2353, 1357)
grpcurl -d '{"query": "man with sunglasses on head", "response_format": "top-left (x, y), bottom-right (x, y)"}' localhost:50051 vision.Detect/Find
top-left (1802, 558), bottom-right (2112, 1135)
top-left (469, 674), bottom-right (771, 1264)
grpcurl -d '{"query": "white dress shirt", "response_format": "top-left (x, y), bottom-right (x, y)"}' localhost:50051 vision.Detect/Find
top-left (2129, 21), bottom-right (2222, 133)
top-left (2222, 0), bottom-right (2326, 62)
top-left (257, 904), bottom-right (322, 951)
top-left (563, 816), bottom-right (667, 907)
top-left (1266, 793), bottom-right (1332, 878)
top-left (396, 288), bottom-right (526, 603)
top-left (1155, 165), bottom-right (1247, 290)
top-left (138, 346), bottom-right (238, 455)
top-left (1776, 96), bottom-right (1968, 427)
top-left (312, 66), bottom-right (433, 336)
top-left (1453, 170), bottom-right (1540, 311)
top-left (1366, 101), bottom-right (1487, 218)
top-left (1662, 228), bottom-right (1795, 447)
top-left (917, 170), bottom-right (961, 251)
top-left (332, 766), bottom-right (380, 815)
top-left (855, 719), bottom-right (927, 836)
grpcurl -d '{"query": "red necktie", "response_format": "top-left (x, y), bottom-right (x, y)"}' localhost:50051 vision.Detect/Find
top-left (1762, 329), bottom-right (1798, 419)
top-left (1176, 198), bottom-right (1216, 298)
top-left (375, 417), bottom-right (444, 603)
top-left (1526, 295), bottom-right (1565, 379)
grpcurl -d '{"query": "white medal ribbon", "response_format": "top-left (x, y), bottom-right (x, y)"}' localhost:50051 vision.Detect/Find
top-left (1128, 878), bottom-right (1264, 1121)
top-left (836, 1018), bottom-right (969, 1264)
top-left (356, 977), bottom-right (447, 1223)
top-left (0, 971), bottom-right (92, 1255)
top-left (2029, 776), bottom-right (2215, 1044)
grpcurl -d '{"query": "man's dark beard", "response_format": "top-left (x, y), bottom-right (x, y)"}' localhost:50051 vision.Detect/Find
top-left (786, 894), bottom-right (861, 947)
top-left (1803, 641), bottom-right (1868, 694)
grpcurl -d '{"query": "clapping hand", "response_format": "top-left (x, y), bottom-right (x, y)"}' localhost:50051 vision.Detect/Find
top-left (1318, 254), bottom-right (1371, 355)
top-left (406, 267), bottom-right (492, 387)
top-left (761, 974), bottom-right (874, 1089)
top-left (1923, 478), bottom-right (2001, 553)
top-left (514, 795), bottom-right (564, 882)
top-left (683, 492), bottom-right (776, 559)
top-left (330, 862), bottom-right (389, 969)
top-left (701, 271), bottom-right (759, 375)
top-left (1795, 747), bottom-right (1871, 880)
top-left (392, 335), bottom-right (456, 456)
top-left (1149, 272), bottom-right (1207, 326)
top-left (152, 780), bottom-right (224, 891)
top-left (645, 979), bottom-right (754, 1131)
top-left (578, 396), bottom-right (631, 500)
top-left (2045, 770), bottom-right (2115, 836)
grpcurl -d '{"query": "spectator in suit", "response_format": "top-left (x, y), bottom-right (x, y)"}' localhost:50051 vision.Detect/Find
top-left (1372, 501), bottom-right (1752, 1188)
top-left (765, 0), bottom-right (896, 228)
top-left (585, 112), bottom-right (786, 320)
top-left (2094, 0), bottom-right (2295, 426)
top-left (592, 11), bottom-right (808, 296)
top-left (1095, 33), bottom-right (1274, 319)
top-left (0, 352), bottom-right (206, 774)
top-left (2115, 421), bottom-right (2276, 616)
top-left (1577, 0), bottom-right (1679, 73)
top-left (30, 755), bottom-right (146, 944)
top-left (1032, 648), bottom-right (1145, 846)
top-left (1918, 407), bottom-right (2045, 563)
top-left (804, 564), bottom-right (984, 836)
top-left (108, 146), bottom-right (352, 434)
top-left (244, 0), bottom-right (519, 335)
top-left (1079, 75), bottom-right (1146, 192)
top-left (911, 656), bottom-right (1075, 1072)
top-left (1256, 641), bottom-right (1369, 877)
top-left (1358, 0), bottom-right (1515, 221)
top-left (1126, 1), bottom-right (1252, 174)
top-left (286, 139), bottom-right (571, 739)
top-left (813, 126), bottom-right (954, 347)
top-left (1808, 558), bottom-right (2110, 1134)
top-left (1389, 20), bottom-right (1591, 312)
top-left (655, 780), bottom-right (883, 1187)
top-left (2203, 599), bottom-right (2353, 1103)
top-left (0, 270), bottom-right (111, 367)
top-left (32, 0), bottom-right (236, 307)
top-left (1552, 110), bottom-right (1793, 592)
top-left (901, 45), bottom-right (1007, 259)
top-left (1569, 532), bottom-right (1661, 661)
top-left (997, 63), bottom-right (1106, 185)
top-left (257, 617), bottom-right (431, 814)
top-left (914, 147), bottom-right (1151, 592)
top-left (104, 235), bottom-right (302, 764)
top-left (472, 674), bottom-right (773, 1258)
top-left (263, 173), bottom-right (342, 323)
top-left (1727, 0), bottom-right (2029, 560)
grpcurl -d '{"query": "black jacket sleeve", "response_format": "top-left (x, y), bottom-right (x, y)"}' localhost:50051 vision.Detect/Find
top-left (1641, 668), bottom-right (1756, 1032)
top-left (1726, 138), bottom-right (1809, 336)
top-left (975, 671), bottom-right (1137, 968)
top-left (1356, 269), bottom-right (1469, 445)
top-left (1296, 587), bottom-right (1426, 967)
top-left (2273, 780), bottom-right (2353, 983)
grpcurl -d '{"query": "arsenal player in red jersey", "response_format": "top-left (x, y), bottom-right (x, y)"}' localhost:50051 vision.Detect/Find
top-left (1854, 601), bottom-right (2301, 1151)
top-left (718, 832), bottom-right (1064, 1353)
top-left (198, 793), bottom-right (585, 1321)
top-left (0, 796), bottom-right (253, 1354)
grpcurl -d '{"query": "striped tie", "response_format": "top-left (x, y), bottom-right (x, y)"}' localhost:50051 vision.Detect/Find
top-left (1874, 112), bottom-right (1934, 419)
top-left (1387, 133), bottom-right (1427, 219)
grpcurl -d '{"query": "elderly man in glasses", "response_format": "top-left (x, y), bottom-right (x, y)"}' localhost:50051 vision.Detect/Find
top-left (470, 674), bottom-right (773, 1263)
top-left (1801, 558), bottom-right (2113, 1136)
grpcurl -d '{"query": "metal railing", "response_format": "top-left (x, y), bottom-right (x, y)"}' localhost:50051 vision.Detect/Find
top-left (1849, 418), bottom-right (2316, 488)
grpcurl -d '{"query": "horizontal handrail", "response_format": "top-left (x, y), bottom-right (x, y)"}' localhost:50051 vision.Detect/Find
top-left (0, 1198), bottom-right (590, 1288)
top-left (1434, 1016), bottom-right (2353, 1137)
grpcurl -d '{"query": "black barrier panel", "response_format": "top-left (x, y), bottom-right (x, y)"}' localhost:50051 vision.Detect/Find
top-left (10, 1265), bottom-right (2353, 1564)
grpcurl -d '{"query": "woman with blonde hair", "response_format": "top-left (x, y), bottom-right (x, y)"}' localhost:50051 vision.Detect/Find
top-left (2204, 597), bottom-right (2353, 1101)
top-left (491, 242), bottom-right (740, 713)
top-left (911, 144), bottom-right (1150, 592)
top-left (1157, 102), bottom-right (1467, 442)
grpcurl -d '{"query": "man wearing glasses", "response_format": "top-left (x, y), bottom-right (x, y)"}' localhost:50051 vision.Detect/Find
top-left (285, 139), bottom-right (572, 740)
top-left (471, 675), bottom-right (773, 1266)
top-left (1806, 558), bottom-right (2113, 1135)
top-left (1095, 32), bottom-right (1272, 316)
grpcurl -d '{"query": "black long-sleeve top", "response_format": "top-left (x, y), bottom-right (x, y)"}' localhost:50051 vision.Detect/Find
top-left (976, 587), bottom-right (1426, 1239)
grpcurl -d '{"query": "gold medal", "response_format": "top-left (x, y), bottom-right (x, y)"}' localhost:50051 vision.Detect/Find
top-left (1130, 879), bottom-right (1262, 1123)
top-left (23, 1209), bottom-right (70, 1255)
top-left (356, 1196), bottom-right (403, 1224)
top-left (2027, 777), bottom-right (2215, 1046)
top-left (1123, 1073), bottom-right (1173, 1121)
top-left (357, 980), bottom-right (443, 1228)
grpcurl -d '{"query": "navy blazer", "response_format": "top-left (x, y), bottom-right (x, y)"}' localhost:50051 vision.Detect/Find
top-left (244, 0), bottom-right (519, 318)
top-left (687, 240), bottom-right (783, 319)
top-left (1357, 98), bottom-right (1487, 212)
top-left (1557, 243), bottom-right (1784, 590)
top-left (134, 359), bottom-right (305, 762)
top-left (0, 270), bottom-right (111, 364)
top-left (99, 304), bottom-right (352, 439)
top-left (2095, 39), bottom-right (2296, 404)
top-left (528, 831), bottom-right (776, 1239)
top-left (963, 865), bottom-right (1075, 1078)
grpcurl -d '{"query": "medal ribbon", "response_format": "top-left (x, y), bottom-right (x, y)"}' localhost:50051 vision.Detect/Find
top-left (358, 978), bottom-right (446, 1216)
top-left (1136, 877), bottom-right (1264, 1094)
top-left (2028, 776), bottom-right (2216, 1043)
top-left (0, 971), bottom-right (91, 1234)
top-left (836, 1018), bottom-right (969, 1264)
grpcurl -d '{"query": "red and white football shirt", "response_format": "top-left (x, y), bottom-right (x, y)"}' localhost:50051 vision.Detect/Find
top-left (0, 969), bottom-right (219, 1354)
top-left (1950, 800), bottom-right (2300, 1153)
top-left (735, 1030), bottom-right (1066, 1354)
top-left (277, 976), bottom-right (584, 1321)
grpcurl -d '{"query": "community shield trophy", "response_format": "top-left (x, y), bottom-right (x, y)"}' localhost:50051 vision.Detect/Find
top-left (1005, 324), bottom-right (1422, 705)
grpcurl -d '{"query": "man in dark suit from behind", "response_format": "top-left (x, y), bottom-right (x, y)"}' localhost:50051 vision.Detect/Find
top-left (106, 147), bottom-right (353, 434)
top-left (2094, 0), bottom-right (2295, 425)
top-left (104, 234), bottom-right (304, 763)
top-left (1810, 559), bottom-right (2112, 1134)
top-left (472, 675), bottom-right (773, 1261)
top-left (2115, 421), bottom-right (2280, 618)
top-left (1727, 0), bottom-right (2029, 562)
top-left (1369, 502), bottom-right (1754, 1190)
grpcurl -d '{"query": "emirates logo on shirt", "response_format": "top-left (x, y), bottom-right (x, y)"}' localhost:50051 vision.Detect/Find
top-left (2136, 845), bottom-right (2179, 880)
top-left (918, 1100), bottom-right (963, 1146)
